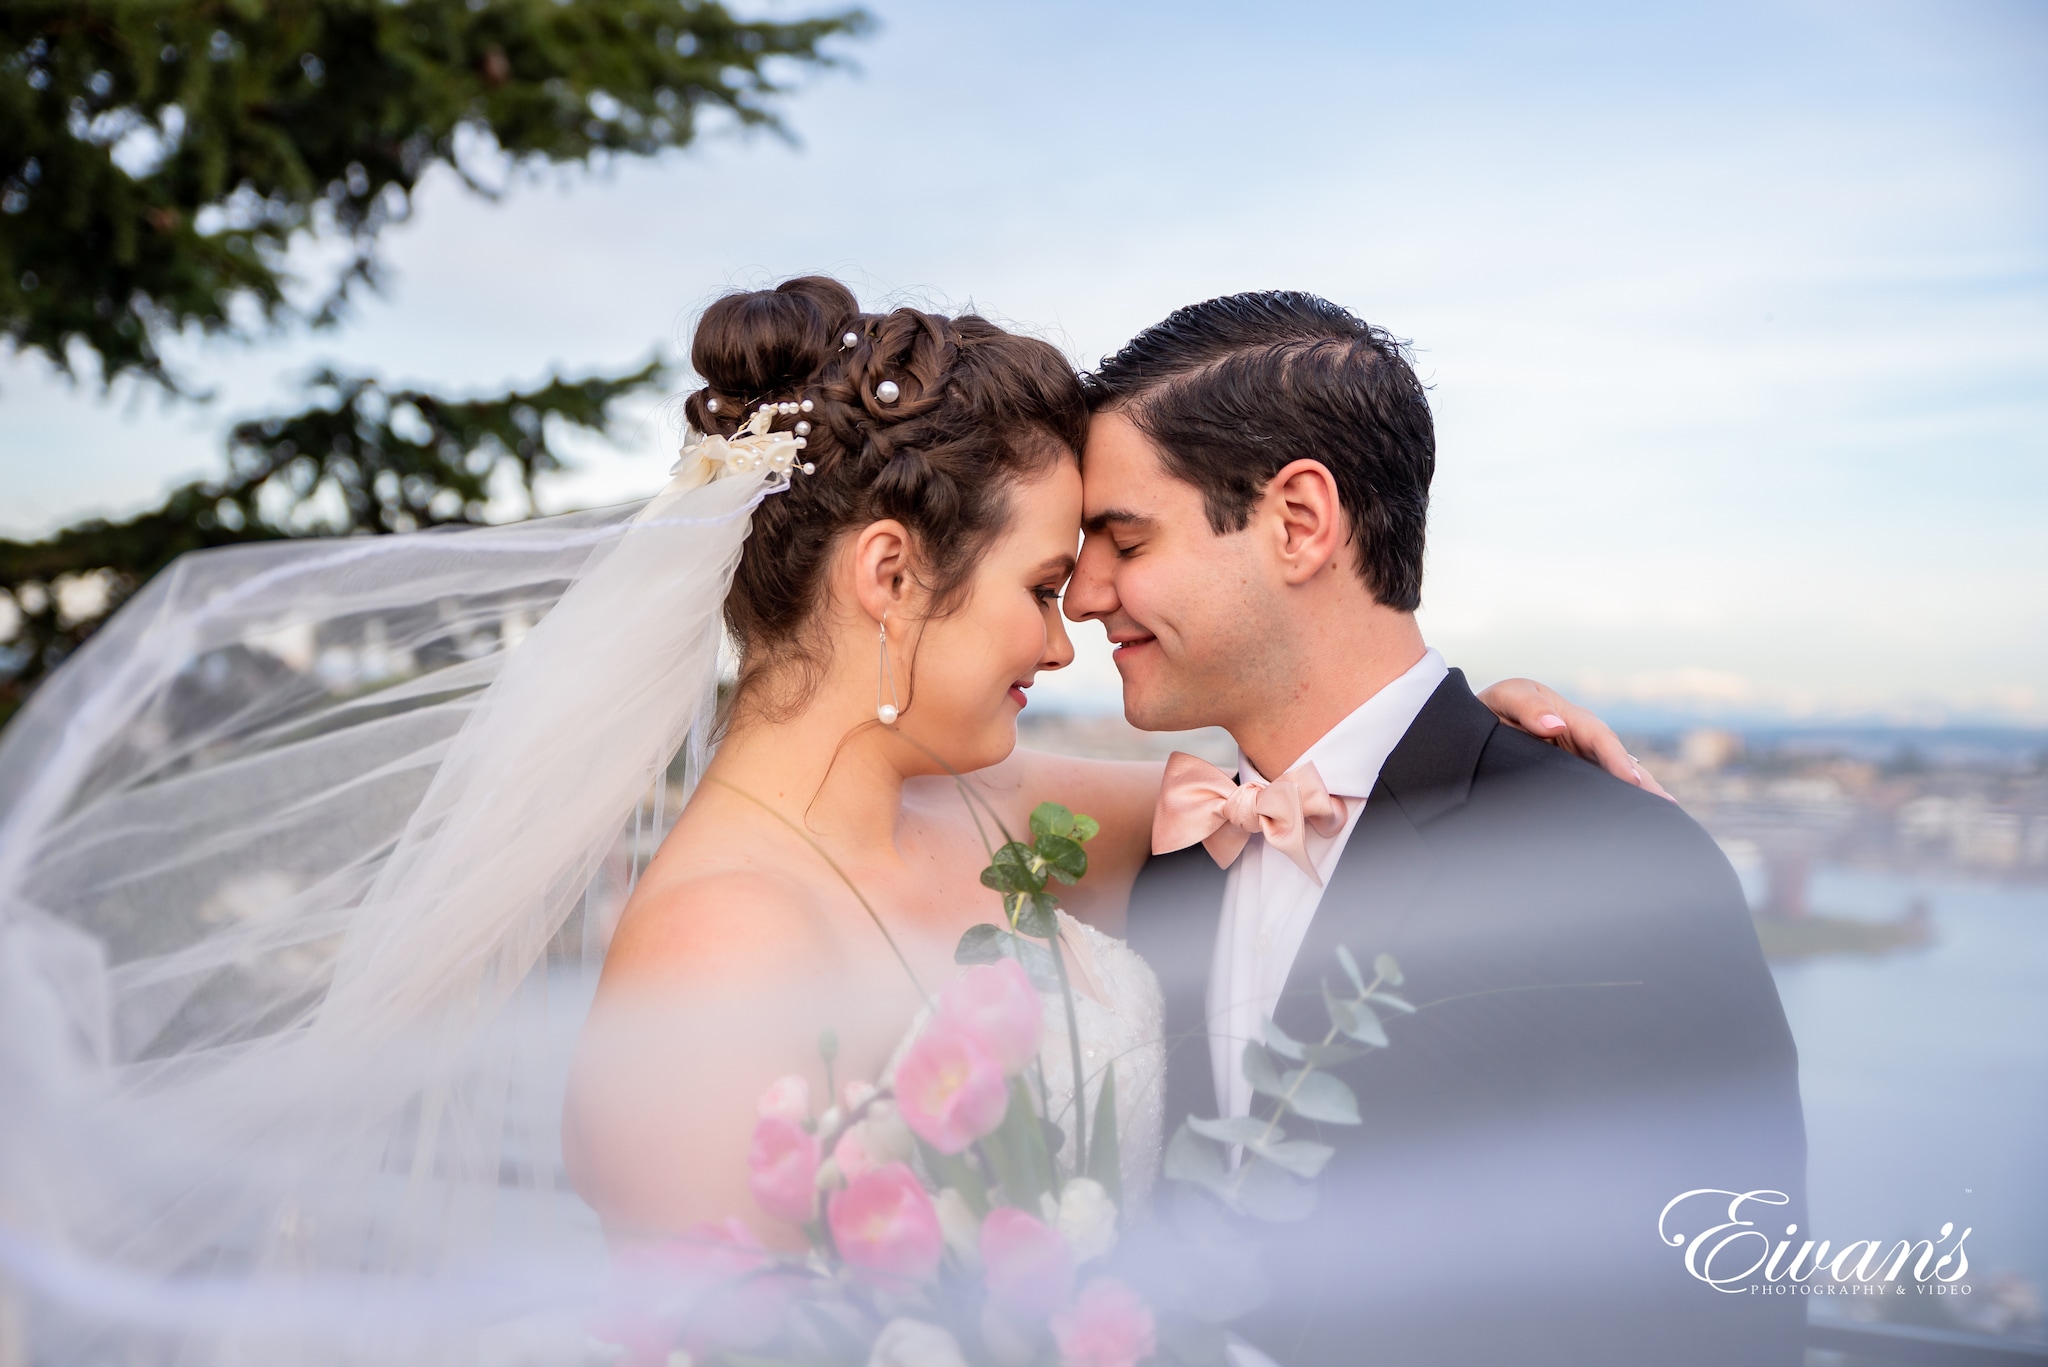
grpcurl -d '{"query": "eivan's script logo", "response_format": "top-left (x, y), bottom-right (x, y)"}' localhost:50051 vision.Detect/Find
top-left (1659, 1189), bottom-right (1972, 1296)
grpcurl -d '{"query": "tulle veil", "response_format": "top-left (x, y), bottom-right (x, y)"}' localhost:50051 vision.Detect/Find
top-left (0, 464), bottom-right (778, 1364)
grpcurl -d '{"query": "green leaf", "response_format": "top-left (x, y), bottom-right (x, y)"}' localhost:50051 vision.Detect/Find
top-left (817, 1026), bottom-right (838, 1067)
top-left (1374, 952), bottom-right (1406, 987)
top-left (1036, 831), bottom-right (1089, 884)
top-left (1013, 891), bottom-right (1058, 940)
top-left (1163, 1124), bottom-right (1228, 1192)
top-left (987, 840), bottom-right (1043, 896)
top-left (917, 1138), bottom-right (990, 1216)
top-left (1186, 1115), bottom-right (1277, 1146)
top-left (981, 1076), bottom-right (1053, 1208)
top-left (1086, 1063), bottom-right (1123, 1203)
top-left (955, 922), bottom-right (1009, 964)
top-left (1262, 1018), bottom-right (1305, 1062)
top-left (1335, 944), bottom-right (1366, 995)
top-left (1070, 813), bottom-right (1101, 843)
top-left (1233, 1156), bottom-right (1318, 1223)
top-left (1298, 1040), bottom-right (1368, 1068)
top-left (1323, 978), bottom-right (1388, 1047)
top-left (1366, 990), bottom-right (1417, 1015)
top-left (1012, 935), bottom-right (1062, 991)
top-left (1242, 1040), bottom-right (1287, 1099)
top-left (1030, 802), bottom-right (1076, 839)
top-left (1279, 1069), bottom-right (1359, 1125)
top-left (1252, 1138), bottom-right (1336, 1179)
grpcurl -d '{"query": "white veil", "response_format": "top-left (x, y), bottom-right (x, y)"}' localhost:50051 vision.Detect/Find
top-left (0, 459), bottom-right (778, 1365)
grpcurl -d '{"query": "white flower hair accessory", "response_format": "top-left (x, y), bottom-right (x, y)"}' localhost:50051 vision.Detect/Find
top-left (669, 399), bottom-right (816, 491)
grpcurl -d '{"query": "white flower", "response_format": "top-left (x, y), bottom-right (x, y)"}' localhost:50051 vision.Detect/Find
top-left (866, 1318), bottom-right (969, 1367)
top-left (934, 1188), bottom-right (982, 1266)
top-left (863, 1099), bottom-right (916, 1163)
top-left (1056, 1177), bottom-right (1119, 1263)
top-left (756, 1074), bottom-right (810, 1124)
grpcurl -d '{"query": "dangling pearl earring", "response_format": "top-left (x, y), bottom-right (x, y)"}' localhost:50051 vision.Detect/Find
top-left (876, 609), bottom-right (902, 725)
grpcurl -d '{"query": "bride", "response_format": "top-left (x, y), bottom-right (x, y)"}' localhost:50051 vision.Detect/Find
top-left (0, 274), bottom-right (1647, 1361)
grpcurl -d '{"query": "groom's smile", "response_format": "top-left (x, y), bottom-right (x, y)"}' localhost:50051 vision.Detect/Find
top-left (1066, 411), bottom-right (1270, 736)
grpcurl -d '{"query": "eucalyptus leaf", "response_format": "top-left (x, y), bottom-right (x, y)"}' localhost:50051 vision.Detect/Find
top-left (1186, 1115), bottom-right (1277, 1146)
top-left (1324, 979), bottom-right (1388, 1047)
top-left (1037, 832), bottom-right (1088, 883)
top-left (1242, 1040), bottom-right (1287, 1098)
top-left (990, 841), bottom-right (1043, 896)
top-left (1012, 935), bottom-right (1062, 991)
top-left (1262, 1018), bottom-right (1305, 1062)
top-left (1030, 802), bottom-right (1076, 839)
top-left (1279, 1069), bottom-right (1359, 1125)
top-left (1164, 1124), bottom-right (1228, 1191)
top-left (1298, 1040), bottom-right (1367, 1068)
top-left (955, 922), bottom-right (1009, 964)
top-left (1233, 1156), bottom-right (1318, 1223)
top-left (1366, 990), bottom-right (1416, 1015)
top-left (1335, 944), bottom-right (1366, 994)
top-left (1070, 813), bottom-right (1101, 843)
top-left (1013, 892), bottom-right (1058, 940)
top-left (1374, 952), bottom-right (1405, 987)
top-left (1251, 1138), bottom-right (1335, 1178)
top-left (1087, 1061), bottom-right (1123, 1204)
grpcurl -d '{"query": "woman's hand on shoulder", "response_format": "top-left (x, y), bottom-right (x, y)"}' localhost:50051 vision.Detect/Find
top-left (1476, 677), bottom-right (1673, 800)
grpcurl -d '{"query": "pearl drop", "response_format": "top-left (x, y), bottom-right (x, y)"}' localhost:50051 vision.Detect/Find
top-left (705, 397), bottom-right (720, 412)
top-left (794, 420), bottom-right (811, 435)
top-left (842, 331), bottom-right (859, 348)
top-left (800, 398), bottom-right (814, 412)
top-left (800, 462), bottom-right (815, 474)
top-left (877, 703), bottom-right (899, 725)
top-left (876, 380), bottom-right (900, 404)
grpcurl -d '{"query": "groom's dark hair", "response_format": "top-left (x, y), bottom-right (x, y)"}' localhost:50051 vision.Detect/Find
top-left (1081, 291), bottom-right (1433, 612)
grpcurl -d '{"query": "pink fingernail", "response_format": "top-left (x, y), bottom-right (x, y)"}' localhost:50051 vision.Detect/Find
top-left (1538, 714), bottom-right (1565, 731)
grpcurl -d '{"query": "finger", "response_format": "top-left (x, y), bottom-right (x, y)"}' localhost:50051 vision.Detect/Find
top-left (1631, 760), bottom-right (1677, 802)
top-left (1559, 701), bottom-right (1637, 781)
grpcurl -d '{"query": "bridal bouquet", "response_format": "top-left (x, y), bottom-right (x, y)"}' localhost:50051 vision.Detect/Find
top-left (597, 803), bottom-right (1408, 1367)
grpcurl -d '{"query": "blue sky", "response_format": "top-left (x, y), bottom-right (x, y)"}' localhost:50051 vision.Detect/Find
top-left (3, 0), bottom-right (2044, 722)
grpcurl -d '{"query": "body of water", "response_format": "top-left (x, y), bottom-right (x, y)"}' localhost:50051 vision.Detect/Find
top-left (1767, 868), bottom-right (2048, 1303)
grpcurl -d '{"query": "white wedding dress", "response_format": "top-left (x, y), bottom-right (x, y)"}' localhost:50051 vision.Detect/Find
top-left (1035, 910), bottom-right (1167, 1205)
top-left (0, 454), bottom-right (1172, 1364)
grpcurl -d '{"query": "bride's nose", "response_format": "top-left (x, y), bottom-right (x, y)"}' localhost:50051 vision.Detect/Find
top-left (1040, 610), bottom-right (1075, 672)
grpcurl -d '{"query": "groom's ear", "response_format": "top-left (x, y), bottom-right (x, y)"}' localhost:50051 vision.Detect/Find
top-left (1265, 458), bottom-right (1350, 587)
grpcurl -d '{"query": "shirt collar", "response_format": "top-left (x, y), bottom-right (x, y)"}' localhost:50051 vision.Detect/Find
top-left (1239, 647), bottom-right (1449, 799)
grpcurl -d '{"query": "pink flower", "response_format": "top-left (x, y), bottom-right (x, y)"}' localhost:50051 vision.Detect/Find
top-left (747, 1115), bottom-right (820, 1225)
top-left (894, 1018), bottom-right (1011, 1155)
top-left (833, 1122), bottom-right (876, 1182)
top-left (938, 958), bottom-right (1044, 1075)
top-left (979, 1205), bottom-right (1075, 1318)
top-left (1051, 1278), bottom-right (1156, 1367)
top-left (757, 1073), bottom-right (811, 1124)
top-left (828, 1162), bottom-right (945, 1285)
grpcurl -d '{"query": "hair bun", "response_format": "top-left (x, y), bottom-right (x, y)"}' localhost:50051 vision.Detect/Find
top-left (691, 276), bottom-right (861, 401)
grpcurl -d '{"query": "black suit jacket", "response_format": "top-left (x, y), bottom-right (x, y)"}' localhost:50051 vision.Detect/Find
top-left (1126, 671), bottom-right (1807, 1366)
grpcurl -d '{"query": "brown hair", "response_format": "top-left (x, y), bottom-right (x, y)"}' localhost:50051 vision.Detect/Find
top-left (687, 276), bottom-right (1086, 717)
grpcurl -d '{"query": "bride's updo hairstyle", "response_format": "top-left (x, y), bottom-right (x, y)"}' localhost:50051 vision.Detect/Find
top-left (688, 276), bottom-right (1087, 717)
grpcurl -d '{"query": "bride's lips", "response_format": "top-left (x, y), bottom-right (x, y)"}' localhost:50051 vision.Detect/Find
top-left (1008, 684), bottom-right (1029, 709)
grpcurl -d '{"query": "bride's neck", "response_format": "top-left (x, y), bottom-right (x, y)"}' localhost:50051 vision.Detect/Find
top-left (704, 685), bottom-right (913, 859)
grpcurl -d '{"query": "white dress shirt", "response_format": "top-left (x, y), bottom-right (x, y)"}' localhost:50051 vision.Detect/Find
top-left (1206, 647), bottom-right (1448, 1120)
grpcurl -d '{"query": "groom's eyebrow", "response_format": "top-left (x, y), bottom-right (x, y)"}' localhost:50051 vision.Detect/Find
top-left (1083, 509), bottom-right (1152, 534)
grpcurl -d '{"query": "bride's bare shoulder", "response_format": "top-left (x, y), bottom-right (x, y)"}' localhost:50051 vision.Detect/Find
top-left (598, 862), bottom-right (836, 992)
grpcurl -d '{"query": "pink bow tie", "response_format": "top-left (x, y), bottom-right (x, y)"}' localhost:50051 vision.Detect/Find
top-left (1152, 751), bottom-right (1350, 884)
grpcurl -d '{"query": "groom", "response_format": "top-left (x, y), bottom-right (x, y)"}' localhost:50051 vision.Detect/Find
top-left (1064, 293), bottom-right (1807, 1366)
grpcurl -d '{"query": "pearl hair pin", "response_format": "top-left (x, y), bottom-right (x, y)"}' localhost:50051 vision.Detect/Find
top-left (705, 397), bottom-right (720, 412)
top-left (875, 380), bottom-right (900, 404)
top-left (794, 421), bottom-right (811, 435)
top-left (842, 331), bottom-right (859, 349)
